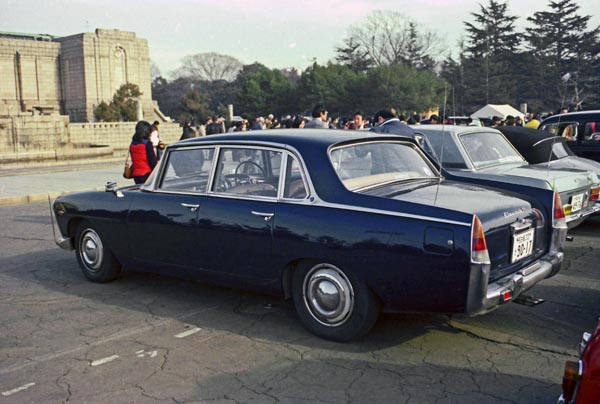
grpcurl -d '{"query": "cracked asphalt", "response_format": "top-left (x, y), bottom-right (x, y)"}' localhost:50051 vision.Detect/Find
top-left (0, 202), bottom-right (598, 403)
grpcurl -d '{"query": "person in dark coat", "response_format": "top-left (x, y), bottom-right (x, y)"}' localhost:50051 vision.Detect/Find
top-left (371, 109), bottom-right (415, 137)
top-left (370, 109), bottom-right (436, 160)
top-left (206, 115), bottom-right (225, 135)
top-left (179, 120), bottom-right (196, 140)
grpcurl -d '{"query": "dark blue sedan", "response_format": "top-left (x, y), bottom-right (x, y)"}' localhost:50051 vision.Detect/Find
top-left (53, 130), bottom-right (567, 341)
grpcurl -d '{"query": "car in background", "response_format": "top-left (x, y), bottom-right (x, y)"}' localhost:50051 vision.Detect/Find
top-left (538, 110), bottom-right (600, 162)
top-left (411, 125), bottom-right (600, 228)
top-left (447, 116), bottom-right (483, 127)
top-left (558, 317), bottom-right (600, 404)
top-left (52, 130), bottom-right (567, 341)
top-left (497, 126), bottom-right (600, 182)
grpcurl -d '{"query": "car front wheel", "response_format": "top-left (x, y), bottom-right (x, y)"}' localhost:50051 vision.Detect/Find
top-left (75, 222), bottom-right (120, 283)
top-left (292, 262), bottom-right (379, 342)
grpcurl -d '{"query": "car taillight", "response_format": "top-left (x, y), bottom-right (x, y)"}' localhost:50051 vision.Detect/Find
top-left (590, 187), bottom-right (600, 201)
top-left (561, 360), bottom-right (583, 402)
top-left (471, 215), bottom-right (490, 264)
top-left (553, 192), bottom-right (567, 228)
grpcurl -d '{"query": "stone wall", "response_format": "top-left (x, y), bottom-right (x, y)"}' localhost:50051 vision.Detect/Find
top-left (0, 113), bottom-right (182, 166)
top-left (0, 29), bottom-right (161, 123)
top-left (68, 120), bottom-right (181, 153)
top-left (0, 37), bottom-right (61, 116)
top-left (55, 29), bottom-right (155, 122)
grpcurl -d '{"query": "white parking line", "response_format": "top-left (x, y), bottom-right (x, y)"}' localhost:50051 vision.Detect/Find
top-left (175, 327), bottom-right (202, 338)
top-left (0, 306), bottom-right (219, 376)
top-left (2, 382), bottom-right (35, 396)
top-left (90, 355), bottom-right (120, 367)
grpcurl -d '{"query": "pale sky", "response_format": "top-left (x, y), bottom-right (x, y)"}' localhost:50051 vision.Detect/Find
top-left (2, 0), bottom-right (599, 77)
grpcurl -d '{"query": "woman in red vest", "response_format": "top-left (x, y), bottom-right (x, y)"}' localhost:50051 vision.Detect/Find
top-left (129, 121), bottom-right (157, 184)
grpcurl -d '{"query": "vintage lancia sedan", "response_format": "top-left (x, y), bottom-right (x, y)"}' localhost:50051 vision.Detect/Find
top-left (53, 130), bottom-right (567, 341)
top-left (412, 125), bottom-right (600, 229)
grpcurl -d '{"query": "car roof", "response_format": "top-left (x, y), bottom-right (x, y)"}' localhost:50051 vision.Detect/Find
top-left (410, 124), bottom-right (499, 135)
top-left (174, 128), bottom-right (419, 150)
top-left (541, 110), bottom-right (600, 124)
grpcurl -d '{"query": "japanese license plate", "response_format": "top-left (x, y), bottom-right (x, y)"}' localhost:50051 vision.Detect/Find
top-left (570, 193), bottom-right (584, 212)
top-left (511, 228), bottom-right (534, 263)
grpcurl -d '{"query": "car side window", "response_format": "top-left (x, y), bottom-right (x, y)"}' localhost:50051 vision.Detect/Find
top-left (584, 121), bottom-right (600, 142)
top-left (419, 132), bottom-right (468, 169)
top-left (212, 147), bottom-right (282, 198)
top-left (158, 148), bottom-right (214, 193)
top-left (283, 155), bottom-right (308, 199)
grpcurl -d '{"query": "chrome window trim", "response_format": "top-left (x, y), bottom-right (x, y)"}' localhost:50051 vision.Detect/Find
top-left (278, 153), bottom-right (288, 199)
top-left (279, 152), bottom-right (311, 201)
top-left (208, 145), bottom-right (283, 199)
top-left (145, 145), bottom-right (217, 193)
top-left (314, 201), bottom-right (471, 227)
top-left (327, 139), bottom-right (442, 190)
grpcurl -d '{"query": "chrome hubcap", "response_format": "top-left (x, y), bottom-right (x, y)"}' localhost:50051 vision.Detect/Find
top-left (303, 264), bottom-right (354, 327)
top-left (79, 229), bottom-right (103, 272)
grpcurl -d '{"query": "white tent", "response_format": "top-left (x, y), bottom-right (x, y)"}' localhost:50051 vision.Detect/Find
top-left (470, 104), bottom-right (525, 119)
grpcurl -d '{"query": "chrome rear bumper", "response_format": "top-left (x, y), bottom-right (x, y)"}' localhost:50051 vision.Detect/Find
top-left (466, 222), bottom-right (566, 316)
top-left (466, 251), bottom-right (563, 316)
top-left (566, 203), bottom-right (600, 227)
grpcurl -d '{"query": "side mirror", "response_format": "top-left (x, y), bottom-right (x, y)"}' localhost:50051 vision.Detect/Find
top-left (105, 181), bottom-right (117, 192)
top-left (105, 181), bottom-right (124, 198)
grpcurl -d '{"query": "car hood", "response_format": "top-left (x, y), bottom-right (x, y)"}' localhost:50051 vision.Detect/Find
top-left (480, 164), bottom-right (599, 192)
top-left (365, 179), bottom-right (533, 231)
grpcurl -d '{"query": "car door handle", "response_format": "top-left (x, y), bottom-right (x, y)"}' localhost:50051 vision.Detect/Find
top-left (251, 211), bottom-right (274, 222)
top-left (181, 203), bottom-right (200, 212)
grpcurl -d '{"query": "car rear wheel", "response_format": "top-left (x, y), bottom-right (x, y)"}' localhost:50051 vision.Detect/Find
top-left (292, 262), bottom-right (379, 342)
top-left (75, 222), bottom-right (120, 283)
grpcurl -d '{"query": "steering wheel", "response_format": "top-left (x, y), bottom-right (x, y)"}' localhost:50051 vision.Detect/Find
top-left (224, 173), bottom-right (251, 186)
top-left (235, 161), bottom-right (266, 178)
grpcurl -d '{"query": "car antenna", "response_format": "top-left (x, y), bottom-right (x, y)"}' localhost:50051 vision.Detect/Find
top-left (433, 84), bottom-right (448, 205)
top-left (543, 109), bottom-right (564, 188)
top-left (536, 73), bottom-right (571, 183)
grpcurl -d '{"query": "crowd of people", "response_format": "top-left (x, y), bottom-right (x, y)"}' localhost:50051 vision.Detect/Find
top-left (175, 104), bottom-right (560, 140)
top-left (127, 104), bottom-right (567, 183)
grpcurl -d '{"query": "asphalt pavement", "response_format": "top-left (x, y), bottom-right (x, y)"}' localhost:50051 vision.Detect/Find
top-left (0, 161), bottom-right (129, 206)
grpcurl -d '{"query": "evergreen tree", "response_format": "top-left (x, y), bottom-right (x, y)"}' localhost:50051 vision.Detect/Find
top-left (94, 83), bottom-right (142, 122)
top-left (180, 87), bottom-right (212, 124)
top-left (463, 0), bottom-right (520, 110)
top-left (402, 22), bottom-right (437, 72)
top-left (334, 37), bottom-right (373, 73)
top-left (526, 0), bottom-right (600, 110)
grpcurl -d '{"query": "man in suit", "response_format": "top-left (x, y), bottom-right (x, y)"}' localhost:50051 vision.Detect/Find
top-left (370, 109), bottom-right (415, 137)
top-left (304, 104), bottom-right (329, 129)
top-left (370, 109), bottom-right (436, 160)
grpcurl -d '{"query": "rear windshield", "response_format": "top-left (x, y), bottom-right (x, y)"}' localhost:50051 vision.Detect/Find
top-left (459, 132), bottom-right (525, 169)
top-left (329, 141), bottom-right (438, 191)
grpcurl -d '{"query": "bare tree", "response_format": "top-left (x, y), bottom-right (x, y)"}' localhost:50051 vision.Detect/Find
top-left (342, 10), bottom-right (442, 70)
top-left (174, 52), bottom-right (243, 82)
top-left (150, 60), bottom-right (162, 80)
